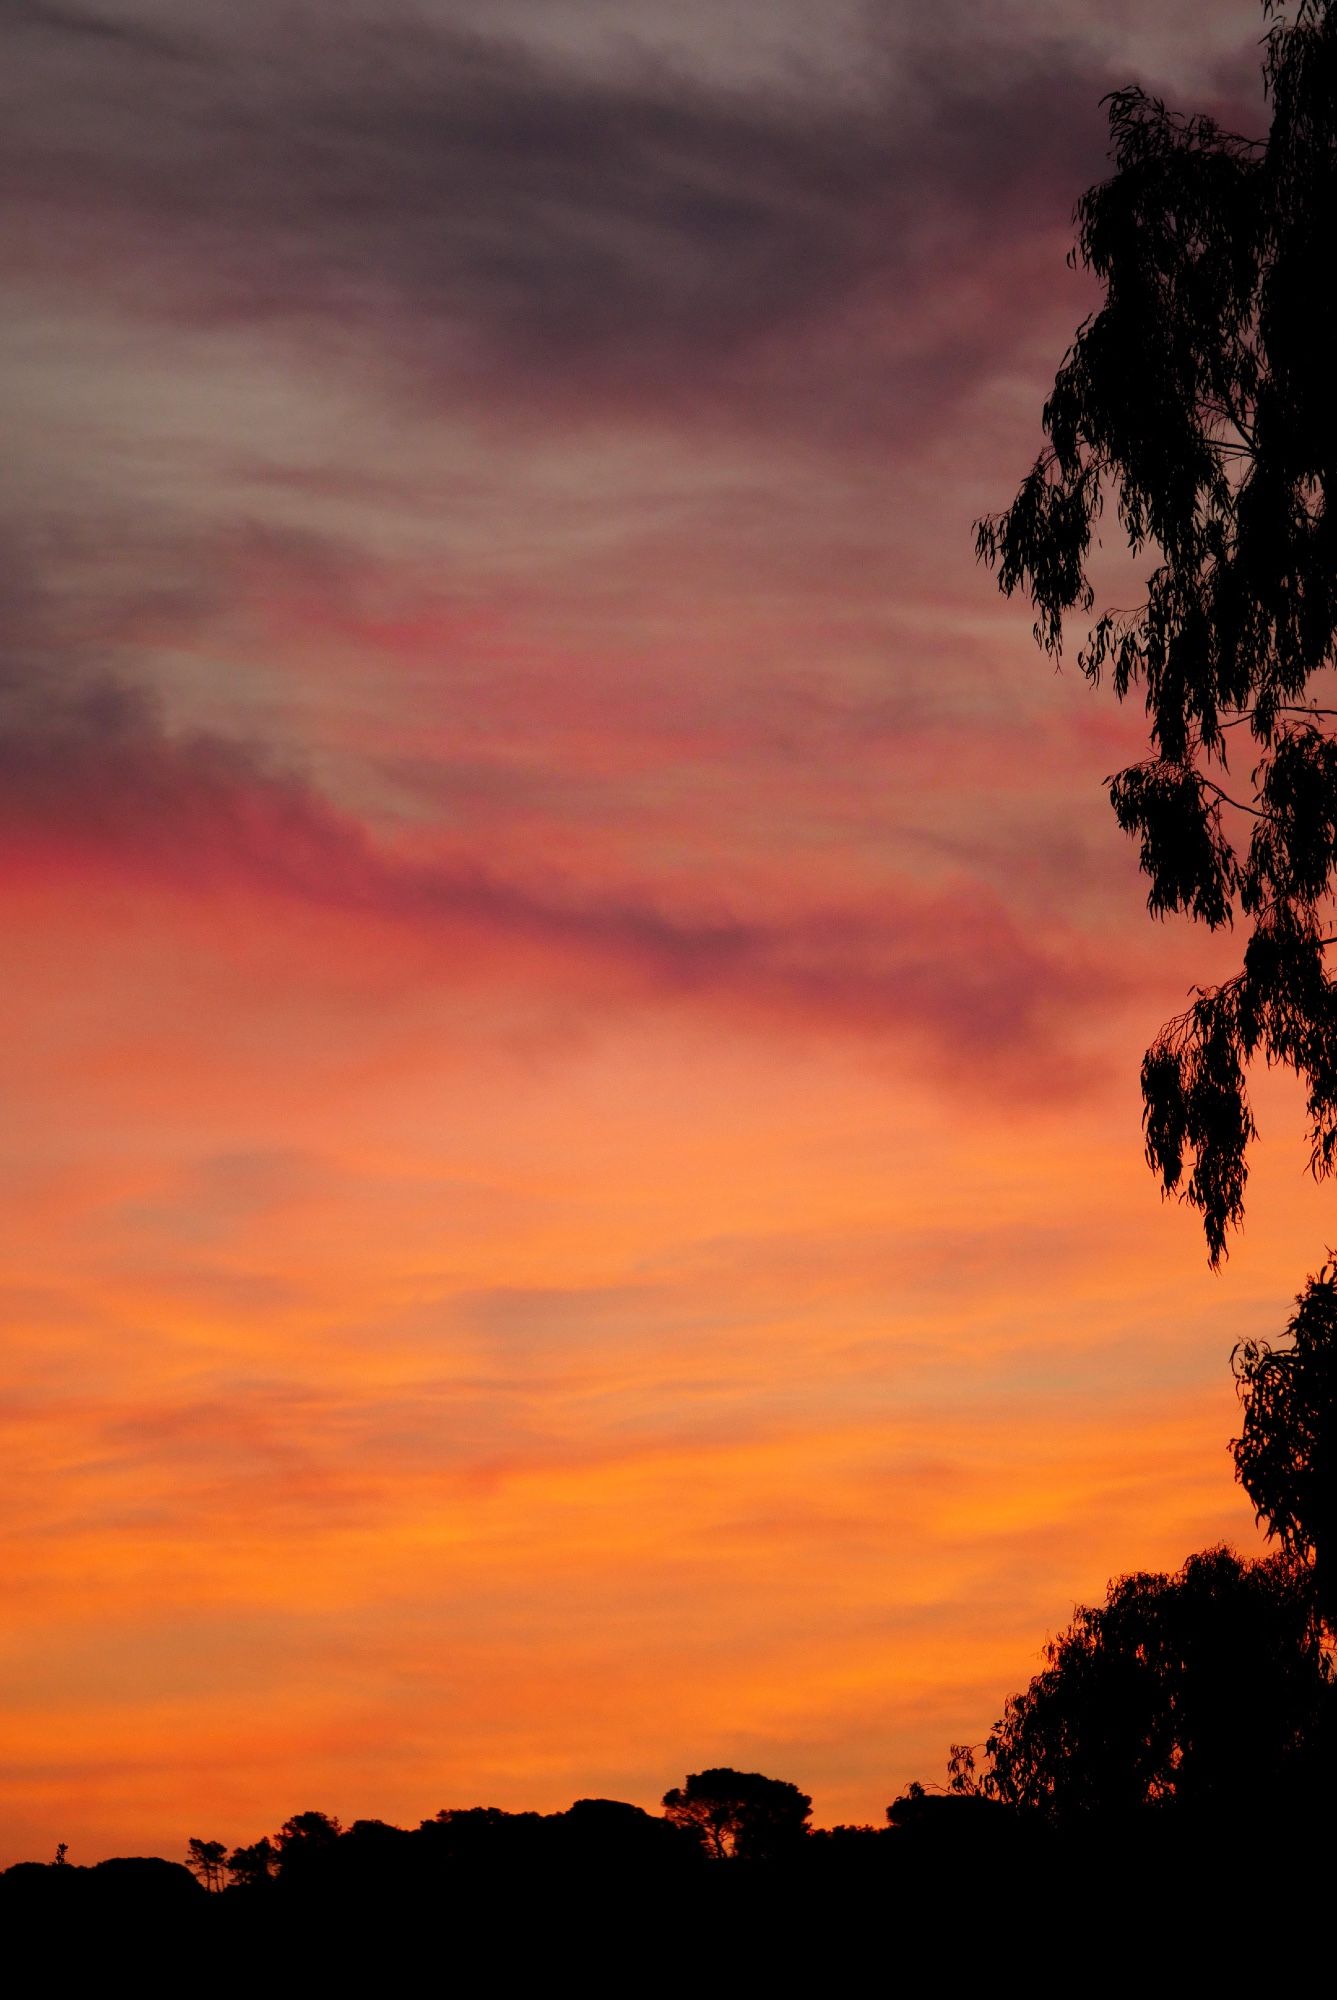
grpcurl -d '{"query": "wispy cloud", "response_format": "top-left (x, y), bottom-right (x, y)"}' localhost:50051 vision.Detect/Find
top-left (3, 1), bottom-right (1127, 441)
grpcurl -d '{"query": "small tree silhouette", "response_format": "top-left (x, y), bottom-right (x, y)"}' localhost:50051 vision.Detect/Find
top-left (226, 1837), bottom-right (278, 1889)
top-left (662, 1768), bottom-right (811, 1860)
top-left (185, 1837), bottom-right (227, 1892)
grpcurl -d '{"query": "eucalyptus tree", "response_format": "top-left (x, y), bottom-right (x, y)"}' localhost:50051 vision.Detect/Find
top-left (953, 1548), bottom-right (1333, 1815)
top-left (978, 0), bottom-right (1337, 1602)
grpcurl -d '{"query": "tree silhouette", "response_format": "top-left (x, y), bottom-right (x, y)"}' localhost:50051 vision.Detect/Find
top-left (661, 1768), bottom-right (812, 1860)
top-left (556, 1797), bottom-right (696, 1869)
top-left (1233, 1259), bottom-right (1337, 1620)
top-left (977, 0), bottom-right (1337, 1266)
top-left (185, 1837), bottom-right (227, 1892)
top-left (274, 1810), bottom-right (342, 1883)
top-left (225, 1836), bottom-right (277, 1889)
top-left (958, 1546), bottom-right (1332, 1816)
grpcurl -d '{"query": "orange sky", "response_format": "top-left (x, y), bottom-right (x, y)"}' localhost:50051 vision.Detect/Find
top-left (0, 0), bottom-right (1310, 1862)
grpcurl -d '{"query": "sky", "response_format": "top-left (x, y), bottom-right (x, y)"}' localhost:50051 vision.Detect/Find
top-left (0, 0), bottom-right (1323, 1860)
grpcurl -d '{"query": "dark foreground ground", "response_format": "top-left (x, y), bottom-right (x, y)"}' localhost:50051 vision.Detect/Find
top-left (3, 1806), bottom-right (1328, 1990)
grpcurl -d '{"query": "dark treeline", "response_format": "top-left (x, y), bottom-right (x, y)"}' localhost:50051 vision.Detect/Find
top-left (6, 1544), bottom-right (1332, 1981)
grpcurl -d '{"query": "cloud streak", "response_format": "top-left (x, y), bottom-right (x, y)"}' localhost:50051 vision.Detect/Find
top-left (3, 1), bottom-right (1135, 440)
top-left (0, 648), bottom-right (1114, 1076)
top-left (0, 501), bottom-right (1131, 1087)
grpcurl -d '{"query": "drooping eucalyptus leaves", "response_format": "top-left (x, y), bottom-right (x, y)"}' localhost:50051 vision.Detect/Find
top-left (978, 0), bottom-right (1337, 1266)
top-left (1233, 1261), bottom-right (1337, 1620)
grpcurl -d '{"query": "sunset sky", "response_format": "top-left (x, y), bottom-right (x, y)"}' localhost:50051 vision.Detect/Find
top-left (2, 0), bottom-right (1325, 1862)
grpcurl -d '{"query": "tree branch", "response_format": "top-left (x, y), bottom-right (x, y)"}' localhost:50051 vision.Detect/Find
top-left (1197, 774), bottom-right (1267, 817)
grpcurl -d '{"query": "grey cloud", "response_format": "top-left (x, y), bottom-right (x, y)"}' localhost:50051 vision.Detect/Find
top-left (1, 2), bottom-right (1152, 440)
top-left (3, 0), bottom-right (191, 56)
